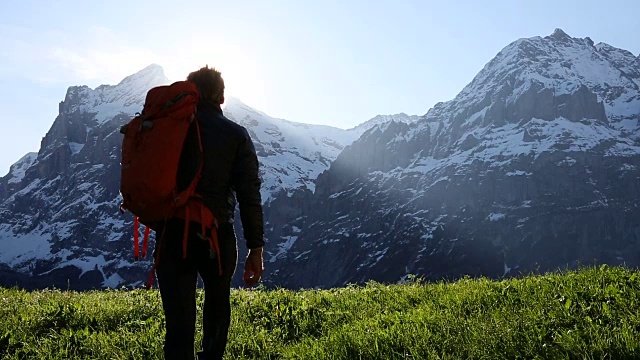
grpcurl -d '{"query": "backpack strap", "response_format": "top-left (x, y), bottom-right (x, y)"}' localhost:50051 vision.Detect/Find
top-left (146, 241), bottom-right (161, 290)
top-left (173, 198), bottom-right (222, 276)
top-left (202, 204), bottom-right (223, 275)
top-left (142, 226), bottom-right (151, 259)
top-left (171, 114), bottom-right (203, 207)
top-left (145, 211), bottom-right (171, 290)
top-left (133, 216), bottom-right (140, 260)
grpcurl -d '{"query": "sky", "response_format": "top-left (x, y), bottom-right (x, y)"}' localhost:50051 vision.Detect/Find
top-left (0, 0), bottom-right (639, 175)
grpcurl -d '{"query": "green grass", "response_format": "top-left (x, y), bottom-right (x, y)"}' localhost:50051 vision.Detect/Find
top-left (1, 265), bottom-right (639, 359)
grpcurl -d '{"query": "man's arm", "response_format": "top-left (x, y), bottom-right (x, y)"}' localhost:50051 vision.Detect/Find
top-left (232, 128), bottom-right (264, 286)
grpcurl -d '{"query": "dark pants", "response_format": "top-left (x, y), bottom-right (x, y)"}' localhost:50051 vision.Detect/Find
top-left (155, 219), bottom-right (238, 360)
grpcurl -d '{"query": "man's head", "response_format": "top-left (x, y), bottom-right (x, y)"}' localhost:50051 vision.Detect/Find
top-left (187, 65), bottom-right (225, 104)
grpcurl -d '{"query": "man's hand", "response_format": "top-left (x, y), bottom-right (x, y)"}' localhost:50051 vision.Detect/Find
top-left (243, 247), bottom-right (264, 288)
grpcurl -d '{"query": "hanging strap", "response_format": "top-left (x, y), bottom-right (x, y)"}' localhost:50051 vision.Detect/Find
top-left (146, 232), bottom-right (161, 290)
top-left (171, 199), bottom-right (223, 276)
top-left (145, 208), bottom-right (171, 290)
top-left (142, 226), bottom-right (151, 259)
top-left (133, 216), bottom-right (140, 260)
top-left (144, 202), bottom-right (221, 289)
top-left (201, 204), bottom-right (223, 275)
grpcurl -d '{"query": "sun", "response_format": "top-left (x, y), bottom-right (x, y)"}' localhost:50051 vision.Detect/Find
top-left (219, 64), bottom-right (266, 110)
top-left (163, 44), bottom-right (266, 110)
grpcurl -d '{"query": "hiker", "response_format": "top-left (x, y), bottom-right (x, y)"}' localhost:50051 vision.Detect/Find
top-left (154, 66), bottom-right (265, 360)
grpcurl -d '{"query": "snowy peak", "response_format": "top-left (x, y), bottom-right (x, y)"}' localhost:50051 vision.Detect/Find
top-left (470, 29), bottom-right (635, 94)
top-left (426, 28), bottom-right (640, 134)
top-left (549, 28), bottom-right (572, 42)
top-left (349, 28), bottom-right (640, 179)
top-left (116, 63), bottom-right (166, 87)
top-left (60, 64), bottom-right (170, 125)
top-left (349, 113), bottom-right (421, 134)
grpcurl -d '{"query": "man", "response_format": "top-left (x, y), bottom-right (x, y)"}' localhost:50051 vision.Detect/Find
top-left (155, 66), bottom-right (265, 360)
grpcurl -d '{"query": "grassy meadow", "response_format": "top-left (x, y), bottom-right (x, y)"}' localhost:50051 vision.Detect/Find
top-left (0, 265), bottom-right (639, 359)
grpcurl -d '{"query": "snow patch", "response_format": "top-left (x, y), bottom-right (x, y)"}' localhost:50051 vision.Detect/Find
top-left (56, 255), bottom-right (107, 276)
top-left (557, 157), bottom-right (577, 167)
top-left (103, 272), bottom-right (124, 288)
top-left (506, 170), bottom-right (533, 176)
top-left (270, 236), bottom-right (299, 262)
top-left (5, 152), bottom-right (37, 184)
top-left (503, 262), bottom-right (512, 276)
top-left (68, 142), bottom-right (84, 155)
top-left (488, 213), bottom-right (506, 221)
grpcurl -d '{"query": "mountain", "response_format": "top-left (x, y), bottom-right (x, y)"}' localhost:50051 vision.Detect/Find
top-left (3, 29), bottom-right (638, 291)
top-left (267, 29), bottom-right (640, 288)
top-left (0, 64), bottom-right (410, 289)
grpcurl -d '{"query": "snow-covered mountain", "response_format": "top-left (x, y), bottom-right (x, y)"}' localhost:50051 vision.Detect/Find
top-left (268, 29), bottom-right (640, 288)
top-left (3, 29), bottom-right (637, 291)
top-left (0, 64), bottom-right (410, 289)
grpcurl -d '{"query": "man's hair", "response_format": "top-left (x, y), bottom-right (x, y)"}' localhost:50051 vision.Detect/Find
top-left (187, 65), bottom-right (225, 104)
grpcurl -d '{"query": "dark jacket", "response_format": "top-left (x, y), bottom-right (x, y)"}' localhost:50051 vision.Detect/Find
top-left (179, 101), bottom-right (264, 249)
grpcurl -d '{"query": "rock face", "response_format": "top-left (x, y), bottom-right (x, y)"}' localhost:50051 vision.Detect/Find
top-left (267, 29), bottom-right (640, 289)
top-left (1, 29), bottom-right (639, 290)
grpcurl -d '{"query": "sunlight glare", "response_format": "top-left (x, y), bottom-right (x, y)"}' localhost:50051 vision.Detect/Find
top-left (163, 42), bottom-right (266, 110)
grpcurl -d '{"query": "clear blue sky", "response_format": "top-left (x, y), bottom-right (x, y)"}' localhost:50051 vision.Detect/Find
top-left (1, 0), bottom-right (639, 175)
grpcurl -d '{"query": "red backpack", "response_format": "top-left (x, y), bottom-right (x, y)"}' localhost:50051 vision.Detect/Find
top-left (119, 81), bottom-right (222, 289)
